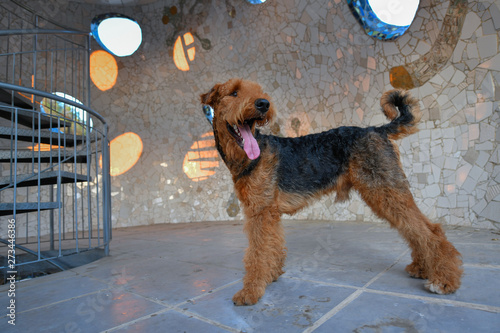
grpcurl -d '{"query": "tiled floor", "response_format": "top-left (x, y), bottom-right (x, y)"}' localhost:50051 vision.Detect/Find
top-left (1, 220), bottom-right (500, 332)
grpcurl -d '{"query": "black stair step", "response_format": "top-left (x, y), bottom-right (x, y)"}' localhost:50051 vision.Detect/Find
top-left (0, 88), bottom-right (72, 129)
top-left (0, 126), bottom-right (85, 146)
top-left (0, 88), bottom-right (32, 109)
top-left (0, 202), bottom-right (61, 216)
top-left (0, 104), bottom-right (72, 130)
top-left (0, 171), bottom-right (90, 189)
top-left (0, 149), bottom-right (89, 163)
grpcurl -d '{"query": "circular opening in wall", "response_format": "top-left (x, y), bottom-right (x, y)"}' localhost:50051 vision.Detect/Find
top-left (347, 0), bottom-right (419, 40)
top-left (368, 0), bottom-right (419, 26)
top-left (91, 13), bottom-right (142, 57)
top-left (40, 92), bottom-right (93, 135)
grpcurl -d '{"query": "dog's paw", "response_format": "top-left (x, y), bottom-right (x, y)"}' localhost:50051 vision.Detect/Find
top-left (424, 261), bottom-right (463, 295)
top-left (232, 288), bottom-right (262, 306)
top-left (405, 262), bottom-right (428, 279)
top-left (425, 278), bottom-right (460, 295)
top-left (425, 281), bottom-right (447, 295)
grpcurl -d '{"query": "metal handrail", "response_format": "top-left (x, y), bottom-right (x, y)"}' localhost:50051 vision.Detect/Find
top-left (8, 0), bottom-right (79, 32)
top-left (0, 29), bottom-right (89, 36)
top-left (0, 82), bottom-right (107, 125)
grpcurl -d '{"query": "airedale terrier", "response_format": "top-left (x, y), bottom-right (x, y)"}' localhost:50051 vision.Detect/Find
top-left (200, 78), bottom-right (463, 306)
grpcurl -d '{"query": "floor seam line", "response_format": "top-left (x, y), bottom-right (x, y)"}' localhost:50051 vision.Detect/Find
top-left (284, 276), bottom-right (360, 290)
top-left (364, 289), bottom-right (500, 313)
top-left (1, 288), bottom-right (111, 317)
top-left (303, 249), bottom-right (410, 333)
top-left (100, 308), bottom-right (172, 333)
top-left (363, 248), bottom-right (411, 289)
top-left (112, 286), bottom-right (177, 307)
top-left (302, 289), bottom-right (364, 333)
top-left (173, 308), bottom-right (241, 333)
top-left (463, 263), bottom-right (500, 269)
top-left (174, 278), bottom-right (242, 308)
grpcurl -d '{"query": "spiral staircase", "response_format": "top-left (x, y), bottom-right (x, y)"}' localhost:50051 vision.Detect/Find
top-left (0, 1), bottom-right (111, 282)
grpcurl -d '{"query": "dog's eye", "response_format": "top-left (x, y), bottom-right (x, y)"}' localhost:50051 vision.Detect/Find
top-left (230, 91), bottom-right (238, 97)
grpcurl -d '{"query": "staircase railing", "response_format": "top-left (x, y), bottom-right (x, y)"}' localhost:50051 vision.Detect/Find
top-left (0, 1), bottom-right (111, 281)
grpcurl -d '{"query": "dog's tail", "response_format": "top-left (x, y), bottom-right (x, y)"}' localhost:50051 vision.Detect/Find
top-left (378, 89), bottom-right (422, 140)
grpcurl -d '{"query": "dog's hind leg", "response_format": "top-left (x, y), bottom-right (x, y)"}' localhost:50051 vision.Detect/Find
top-left (354, 176), bottom-right (463, 294)
top-left (349, 134), bottom-right (463, 294)
top-left (233, 207), bottom-right (286, 306)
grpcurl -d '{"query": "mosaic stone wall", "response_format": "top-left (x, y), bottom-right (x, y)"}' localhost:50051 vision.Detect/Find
top-left (20, 0), bottom-right (500, 229)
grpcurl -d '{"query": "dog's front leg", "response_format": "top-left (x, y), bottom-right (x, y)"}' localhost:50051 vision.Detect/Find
top-left (233, 209), bottom-right (286, 306)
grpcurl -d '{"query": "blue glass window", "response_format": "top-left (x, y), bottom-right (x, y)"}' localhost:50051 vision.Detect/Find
top-left (347, 0), bottom-right (419, 41)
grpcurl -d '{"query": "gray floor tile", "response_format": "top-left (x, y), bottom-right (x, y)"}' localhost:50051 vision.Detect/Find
top-left (284, 221), bottom-right (397, 255)
top-left (314, 292), bottom-right (500, 332)
top-left (183, 277), bottom-right (355, 333)
top-left (0, 274), bottom-right (108, 313)
top-left (123, 257), bottom-right (245, 305)
top-left (112, 310), bottom-right (229, 333)
top-left (0, 289), bottom-right (166, 333)
top-left (456, 242), bottom-right (500, 266)
top-left (445, 227), bottom-right (500, 244)
top-left (284, 234), bottom-right (408, 287)
top-left (369, 258), bottom-right (500, 308)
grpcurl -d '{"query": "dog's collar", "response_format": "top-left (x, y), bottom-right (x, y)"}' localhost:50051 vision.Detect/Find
top-left (214, 130), bottom-right (259, 180)
top-left (214, 126), bottom-right (262, 182)
top-left (234, 156), bottom-right (261, 182)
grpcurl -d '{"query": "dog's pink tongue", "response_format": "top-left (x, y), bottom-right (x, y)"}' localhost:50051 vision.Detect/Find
top-left (238, 124), bottom-right (260, 160)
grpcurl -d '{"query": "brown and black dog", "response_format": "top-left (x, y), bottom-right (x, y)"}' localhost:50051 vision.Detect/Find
top-left (201, 78), bottom-right (462, 306)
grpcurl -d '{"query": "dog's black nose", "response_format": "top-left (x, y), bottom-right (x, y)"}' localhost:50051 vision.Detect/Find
top-left (255, 99), bottom-right (270, 114)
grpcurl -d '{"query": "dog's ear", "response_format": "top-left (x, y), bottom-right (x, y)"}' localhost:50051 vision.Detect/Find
top-left (200, 84), bottom-right (220, 106)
